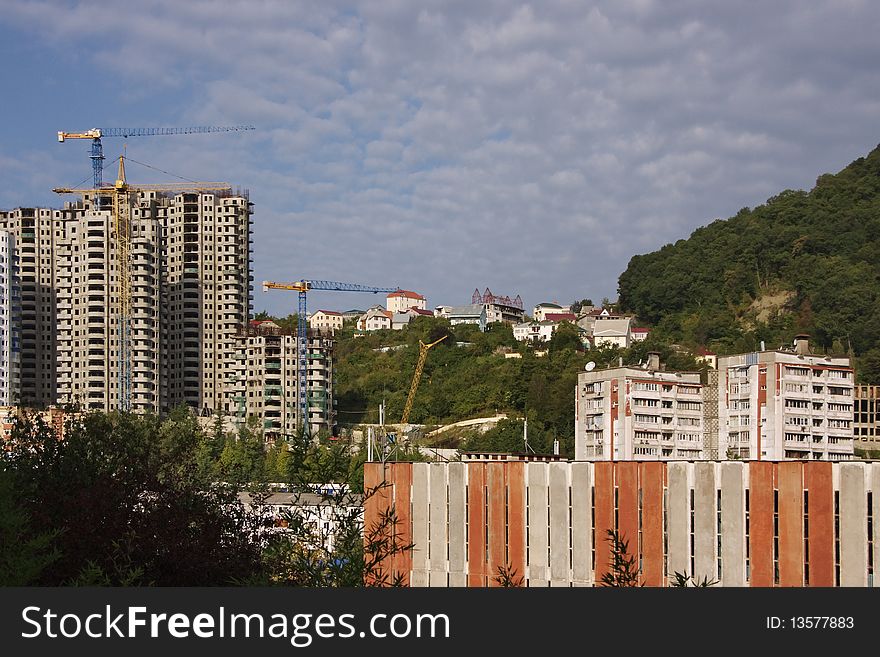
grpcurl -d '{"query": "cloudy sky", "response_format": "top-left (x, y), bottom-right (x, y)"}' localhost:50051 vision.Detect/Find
top-left (1, 0), bottom-right (879, 316)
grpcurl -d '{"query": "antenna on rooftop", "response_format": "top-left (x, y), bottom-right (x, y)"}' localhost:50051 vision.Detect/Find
top-left (585, 361), bottom-right (596, 372)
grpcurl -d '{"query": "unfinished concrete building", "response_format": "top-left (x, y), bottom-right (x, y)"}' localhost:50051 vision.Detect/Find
top-left (0, 230), bottom-right (21, 405)
top-left (0, 209), bottom-right (57, 406)
top-left (227, 323), bottom-right (336, 439)
top-left (1, 190), bottom-right (253, 414)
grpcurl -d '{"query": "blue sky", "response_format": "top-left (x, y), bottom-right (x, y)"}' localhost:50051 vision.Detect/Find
top-left (2, 0), bottom-right (880, 317)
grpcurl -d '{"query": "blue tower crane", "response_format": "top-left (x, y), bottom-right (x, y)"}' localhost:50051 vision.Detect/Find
top-left (263, 279), bottom-right (398, 437)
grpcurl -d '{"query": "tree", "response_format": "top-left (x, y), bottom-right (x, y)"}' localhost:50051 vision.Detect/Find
top-left (4, 410), bottom-right (265, 585)
top-left (599, 529), bottom-right (642, 587)
top-left (0, 469), bottom-right (59, 585)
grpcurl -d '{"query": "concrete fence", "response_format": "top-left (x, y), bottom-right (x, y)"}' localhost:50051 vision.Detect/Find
top-left (364, 460), bottom-right (880, 587)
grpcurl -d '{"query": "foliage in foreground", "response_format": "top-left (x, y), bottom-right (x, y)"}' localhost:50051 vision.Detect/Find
top-left (0, 409), bottom-right (411, 587)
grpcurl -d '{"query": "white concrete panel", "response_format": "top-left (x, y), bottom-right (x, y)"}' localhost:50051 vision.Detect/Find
top-left (549, 462), bottom-right (570, 585)
top-left (526, 462), bottom-right (549, 586)
top-left (570, 462), bottom-right (593, 586)
top-left (447, 462), bottom-right (467, 586)
top-left (839, 463), bottom-right (867, 587)
top-left (720, 462), bottom-right (746, 587)
top-left (410, 463), bottom-right (430, 586)
top-left (667, 462), bottom-right (691, 577)
top-left (429, 463), bottom-right (448, 586)
top-left (693, 462), bottom-right (717, 581)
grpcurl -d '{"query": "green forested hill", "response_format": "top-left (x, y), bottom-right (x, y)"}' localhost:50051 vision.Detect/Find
top-left (618, 144), bottom-right (880, 380)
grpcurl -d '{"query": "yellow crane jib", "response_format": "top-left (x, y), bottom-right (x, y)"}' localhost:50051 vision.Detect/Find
top-left (400, 334), bottom-right (448, 425)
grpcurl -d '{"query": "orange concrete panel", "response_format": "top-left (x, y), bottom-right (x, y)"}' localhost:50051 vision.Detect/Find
top-left (777, 462), bottom-right (804, 587)
top-left (391, 463), bottom-right (413, 585)
top-left (804, 461), bottom-right (834, 587)
top-left (467, 463), bottom-right (487, 587)
top-left (616, 462), bottom-right (639, 568)
top-left (640, 462), bottom-right (665, 587)
top-left (748, 461), bottom-right (775, 587)
top-left (506, 462), bottom-right (526, 583)
top-left (364, 462), bottom-right (390, 585)
top-left (487, 463), bottom-right (507, 586)
top-left (594, 461), bottom-right (615, 582)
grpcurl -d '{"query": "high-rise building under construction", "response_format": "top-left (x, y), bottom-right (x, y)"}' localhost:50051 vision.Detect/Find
top-left (0, 190), bottom-right (252, 414)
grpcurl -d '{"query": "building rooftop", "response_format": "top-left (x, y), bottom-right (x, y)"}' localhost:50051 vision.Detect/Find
top-left (387, 289), bottom-right (425, 300)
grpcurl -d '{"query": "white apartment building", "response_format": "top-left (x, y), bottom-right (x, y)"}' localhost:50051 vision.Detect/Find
top-left (226, 324), bottom-right (335, 438)
top-left (0, 230), bottom-right (21, 405)
top-left (716, 336), bottom-right (854, 461)
top-left (0, 209), bottom-right (57, 406)
top-left (575, 354), bottom-right (705, 461)
top-left (4, 190), bottom-right (252, 415)
top-left (386, 289), bottom-right (426, 313)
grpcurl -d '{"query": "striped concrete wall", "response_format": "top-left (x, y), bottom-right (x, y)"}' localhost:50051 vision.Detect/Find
top-left (364, 460), bottom-right (880, 587)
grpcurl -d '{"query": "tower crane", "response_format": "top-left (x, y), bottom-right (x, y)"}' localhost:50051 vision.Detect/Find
top-left (58, 125), bottom-right (255, 189)
top-left (262, 279), bottom-right (398, 436)
top-left (54, 155), bottom-right (232, 412)
top-left (400, 335), bottom-right (447, 425)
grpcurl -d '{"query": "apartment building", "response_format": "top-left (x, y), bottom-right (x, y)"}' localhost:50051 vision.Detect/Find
top-left (852, 385), bottom-right (880, 453)
top-left (0, 230), bottom-right (21, 405)
top-left (226, 323), bottom-right (335, 438)
top-left (715, 336), bottom-right (854, 461)
top-left (4, 189), bottom-right (252, 414)
top-left (575, 353), bottom-right (705, 460)
top-left (0, 209), bottom-right (57, 406)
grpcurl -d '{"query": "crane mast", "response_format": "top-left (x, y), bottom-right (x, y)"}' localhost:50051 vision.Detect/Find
top-left (263, 279), bottom-right (398, 436)
top-left (400, 335), bottom-right (447, 425)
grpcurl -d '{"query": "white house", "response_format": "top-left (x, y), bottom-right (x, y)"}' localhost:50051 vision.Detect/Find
top-left (309, 310), bottom-right (343, 333)
top-left (358, 306), bottom-right (393, 331)
top-left (592, 317), bottom-right (632, 349)
top-left (533, 302), bottom-right (570, 322)
top-left (513, 321), bottom-right (556, 342)
top-left (631, 327), bottom-right (650, 342)
top-left (387, 289), bottom-right (426, 313)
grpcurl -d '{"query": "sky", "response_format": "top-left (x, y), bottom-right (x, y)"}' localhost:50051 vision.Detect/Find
top-left (1, 0), bottom-right (879, 317)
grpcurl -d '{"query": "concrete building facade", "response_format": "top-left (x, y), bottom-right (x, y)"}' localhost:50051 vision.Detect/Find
top-left (3, 190), bottom-right (252, 414)
top-left (0, 209), bottom-right (57, 406)
top-left (575, 355), bottom-right (705, 460)
top-left (853, 385), bottom-right (880, 454)
top-left (0, 230), bottom-right (21, 405)
top-left (226, 323), bottom-right (335, 438)
top-left (366, 460), bottom-right (880, 587)
top-left (716, 338), bottom-right (854, 461)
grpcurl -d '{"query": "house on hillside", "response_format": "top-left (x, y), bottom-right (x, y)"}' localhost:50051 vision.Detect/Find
top-left (631, 327), bottom-right (650, 343)
top-left (446, 304), bottom-right (487, 331)
top-left (533, 302), bottom-right (571, 322)
top-left (591, 317), bottom-right (632, 349)
top-left (358, 306), bottom-right (393, 331)
top-left (387, 289), bottom-right (427, 313)
top-left (309, 310), bottom-right (343, 334)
